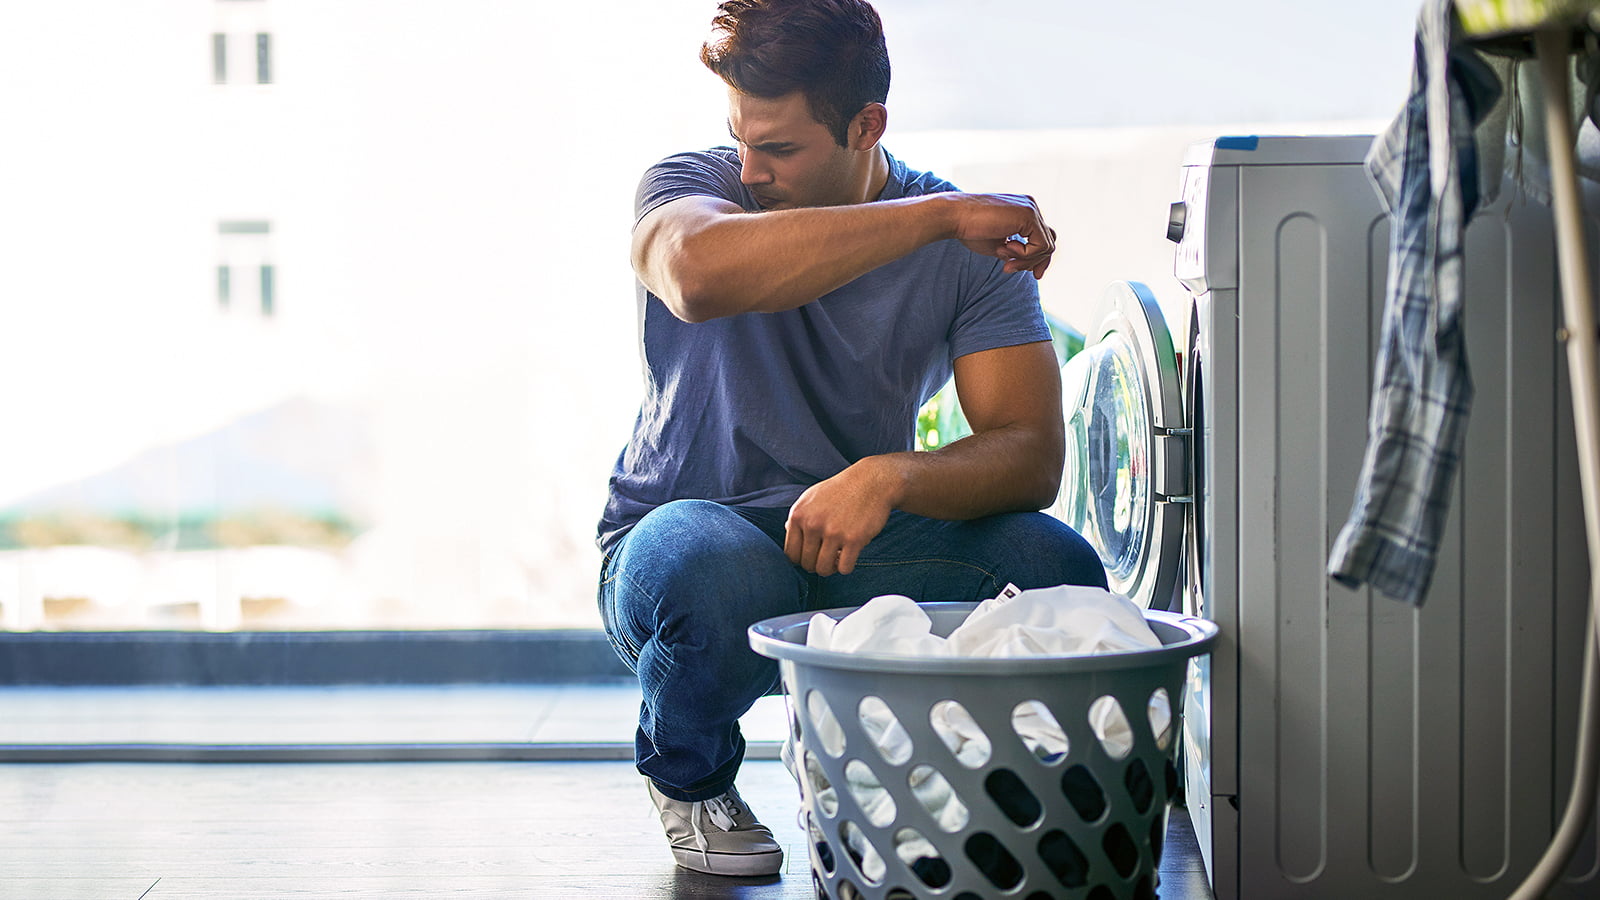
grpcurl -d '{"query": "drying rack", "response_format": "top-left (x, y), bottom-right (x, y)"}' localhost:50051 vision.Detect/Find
top-left (1463, 15), bottom-right (1600, 899)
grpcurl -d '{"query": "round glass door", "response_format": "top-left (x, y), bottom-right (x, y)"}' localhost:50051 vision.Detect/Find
top-left (1054, 282), bottom-right (1186, 610)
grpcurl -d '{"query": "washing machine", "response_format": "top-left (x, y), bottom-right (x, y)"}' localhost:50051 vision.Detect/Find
top-left (1056, 135), bottom-right (1599, 897)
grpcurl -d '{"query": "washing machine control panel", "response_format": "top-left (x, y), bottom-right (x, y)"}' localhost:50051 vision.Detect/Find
top-left (1172, 159), bottom-right (1239, 295)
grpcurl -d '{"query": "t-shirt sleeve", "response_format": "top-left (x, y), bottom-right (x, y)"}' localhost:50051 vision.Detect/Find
top-left (634, 149), bottom-right (747, 228)
top-left (947, 254), bottom-right (1052, 360)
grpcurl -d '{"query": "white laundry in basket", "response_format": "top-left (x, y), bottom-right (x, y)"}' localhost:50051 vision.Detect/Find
top-left (799, 585), bottom-right (1169, 881)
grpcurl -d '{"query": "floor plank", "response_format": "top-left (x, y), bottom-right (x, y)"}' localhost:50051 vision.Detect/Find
top-left (0, 880), bottom-right (159, 900)
top-left (0, 760), bottom-right (1210, 899)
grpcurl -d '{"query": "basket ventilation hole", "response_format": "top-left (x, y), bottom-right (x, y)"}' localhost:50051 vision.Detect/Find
top-left (1149, 815), bottom-right (1165, 866)
top-left (858, 695), bottom-right (912, 765)
top-left (1012, 699), bottom-right (1068, 762)
top-left (909, 764), bottom-right (969, 832)
top-left (811, 870), bottom-right (831, 900)
top-left (1148, 687), bottom-right (1173, 750)
top-left (894, 827), bottom-right (950, 889)
top-left (930, 699), bottom-right (991, 767)
top-left (964, 831), bottom-right (1024, 890)
top-left (1135, 873), bottom-right (1159, 900)
top-left (1025, 893), bottom-right (1055, 900)
top-left (837, 878), bottom-right (863, 900)
top-left (1038, 829), bottom-right (1090, 888)
top-left (845, 759), bottom-right (896, 827)
top-left (1088, 695), bottom-right (1134, 759)
top-left (1103, 822), bottom-right (1140, 879)
top-left (840, 820), bottom-right (886, 885)
top-left (884, 890), bottom-right (918, 900)
top-left (984, 768), bottom-right (1043, 827)
top-left (1061, 764), bottom-right (1108, 822)
top-left (952, 894), bottom-right (984, 900)
top-left (805, 750), bottom-right (839, 818)
top-left (807, 810), bottom-right (836, 874)
top-left (1124, 757), bottom-right (1155, 815)
top-left (1086, 886), bottom-right (1116, 900)
top-left (789, 699), bottom-right (805, 746)
top-left (807, 690), bottom-right (846, 757)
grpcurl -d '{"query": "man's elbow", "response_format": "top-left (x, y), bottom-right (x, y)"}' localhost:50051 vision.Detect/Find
top-left (637, 224), bottom-right (730, 323)
top-left (658, 277), bottom-right (727, 324)
top-left (1024, 465), bottom-right (1063, 511)
top-left (1024, 433), bottom-right (1065, 510)
top-left (649, 246), bottom-right (737, 323)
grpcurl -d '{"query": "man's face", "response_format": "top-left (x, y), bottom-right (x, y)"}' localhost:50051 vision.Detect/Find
top-left (727, 90), bottom-right (858, 210)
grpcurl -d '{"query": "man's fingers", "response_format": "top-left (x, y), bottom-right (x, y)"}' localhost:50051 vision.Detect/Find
top-left (785, 518), bottom-right (865, 576)
top-left (783, 521), bottom-right (804, 567)
top-left (814, 541), bottom-right (839, 577)
top-left (813, 538), bottom-right (864, 577)
top-left (799, 531), bottom-right (825, 573)
top-left (835, 543), bottom-right (861, 576)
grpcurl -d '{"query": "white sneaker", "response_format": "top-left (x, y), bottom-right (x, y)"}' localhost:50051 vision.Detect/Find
top-left (647, 781), bottom-right (784, 876)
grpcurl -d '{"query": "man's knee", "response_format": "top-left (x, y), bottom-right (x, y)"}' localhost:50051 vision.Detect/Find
top-left (612, 499), bottom-right (804, 630)
top-left (621, 500), bottom-right (770, 576)
top-left (974, 512), bottom-right (1109, 590)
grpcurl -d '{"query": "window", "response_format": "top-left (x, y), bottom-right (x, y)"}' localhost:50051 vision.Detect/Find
top-left (211, 33), bottom-right (226, 84)
top-left (259, 263), bottom-right (275, 316)
top-left (0, 0), bottom-right (1414, 760)
top-left (255, 32), bottom-right (271, 85)
top-left (217, 220), bottom-right (273, 320)
top-left (211, 0), bottom-right (270, 87)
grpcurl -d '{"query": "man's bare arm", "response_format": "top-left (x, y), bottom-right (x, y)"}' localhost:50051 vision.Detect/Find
top-left (783, 340), bottom-right (1065, 574)
top-left (632, 193), bottom-right (1056, 323)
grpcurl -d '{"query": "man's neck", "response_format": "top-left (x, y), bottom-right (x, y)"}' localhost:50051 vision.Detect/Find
top-left (863, 145), bottom-right (890, 203)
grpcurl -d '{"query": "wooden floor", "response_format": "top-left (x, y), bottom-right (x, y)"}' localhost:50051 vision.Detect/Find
top-left (0, 759), bottom-right (1213, 899)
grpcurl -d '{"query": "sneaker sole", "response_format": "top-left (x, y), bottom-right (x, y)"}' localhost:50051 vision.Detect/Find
top-left (670, 845), bottom-right (784, 877)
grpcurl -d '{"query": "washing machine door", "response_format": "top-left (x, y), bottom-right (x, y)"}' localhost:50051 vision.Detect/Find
top-left (1054, 281), bottom-right (1188, 610)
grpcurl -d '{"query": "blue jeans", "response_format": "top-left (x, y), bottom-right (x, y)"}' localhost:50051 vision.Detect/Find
top-left (596, 499), bottom-right (1107, 802)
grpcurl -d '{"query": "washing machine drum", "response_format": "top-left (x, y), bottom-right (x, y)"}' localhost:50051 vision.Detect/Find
top-left (1054, 281), bottom-right (1188, 611)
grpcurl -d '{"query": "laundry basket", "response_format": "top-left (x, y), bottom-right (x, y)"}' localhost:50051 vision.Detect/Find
top-left (749, 602), bottom-right (1217, 900)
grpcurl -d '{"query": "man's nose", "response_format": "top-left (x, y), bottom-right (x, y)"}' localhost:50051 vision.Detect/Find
top-left (739, 150), bottom-right (772, 186)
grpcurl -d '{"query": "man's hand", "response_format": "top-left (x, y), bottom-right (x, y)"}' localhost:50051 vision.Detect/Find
top-left (784, 459), bottom-right (901, 576)
top-left (948, 193), bottom-right (1057, 280)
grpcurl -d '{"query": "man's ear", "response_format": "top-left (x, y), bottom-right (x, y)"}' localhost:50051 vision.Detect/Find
top-left (850, 102), bottom-right (887, 151)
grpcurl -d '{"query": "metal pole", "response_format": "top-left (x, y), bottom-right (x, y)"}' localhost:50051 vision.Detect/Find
top-left (1509, 26), bottom-right (1600, 900)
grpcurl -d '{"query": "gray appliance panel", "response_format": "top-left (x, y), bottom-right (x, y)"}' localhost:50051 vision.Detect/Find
top-left (1187, 282), bottom-right (1242, 890)
top-left (1215, 154), bottom-right (1599, 898)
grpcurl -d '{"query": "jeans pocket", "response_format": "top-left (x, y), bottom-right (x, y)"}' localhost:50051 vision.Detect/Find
top-left (595, 548), bottom-right (640, 673)
top-left (604, 631), bottom-right (641, 675)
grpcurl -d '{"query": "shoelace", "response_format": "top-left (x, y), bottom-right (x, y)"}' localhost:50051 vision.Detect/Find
top-left (688, 793), bottom-right (741, 867)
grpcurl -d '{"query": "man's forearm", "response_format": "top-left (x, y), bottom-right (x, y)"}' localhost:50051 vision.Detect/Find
top-left (642, 194), bottom-right (955, 322)
top-left (781, 423), bottom-right (1061, 575)
top-left (635, 191), bottom-right (1054, 323)
top-left (864, 423), bottom-right (1064, 521)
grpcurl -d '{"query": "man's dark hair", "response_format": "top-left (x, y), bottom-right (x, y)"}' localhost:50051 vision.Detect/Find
top-left (700, 0), bottom-right (890, 147)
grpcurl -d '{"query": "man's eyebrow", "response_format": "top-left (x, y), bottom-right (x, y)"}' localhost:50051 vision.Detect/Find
top-left (726, 122), bottom-right (796, 152)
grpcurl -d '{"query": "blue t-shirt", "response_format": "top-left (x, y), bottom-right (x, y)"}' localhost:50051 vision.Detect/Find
top-left (596, 146), bottom-right (1050, 552)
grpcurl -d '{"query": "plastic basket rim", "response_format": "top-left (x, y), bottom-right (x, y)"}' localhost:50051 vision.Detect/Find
top-left (748, 602), bottom-right (1217, 676)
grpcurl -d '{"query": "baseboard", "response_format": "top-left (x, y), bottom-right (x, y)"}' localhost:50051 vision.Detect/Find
top-left (0, 630), bottom-right (636, 686)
